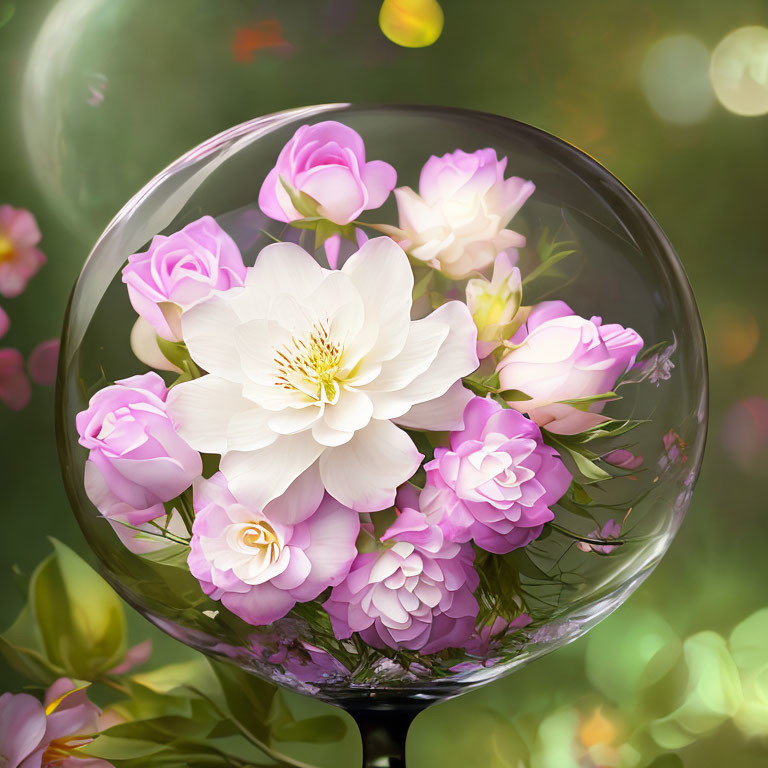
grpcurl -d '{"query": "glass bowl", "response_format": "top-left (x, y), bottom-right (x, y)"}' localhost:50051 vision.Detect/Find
top-left (56, 104), bottom-right (707, 734)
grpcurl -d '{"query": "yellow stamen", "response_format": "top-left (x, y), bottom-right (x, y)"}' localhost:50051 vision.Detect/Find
top-left (0, 234), bottom-right (14, 263)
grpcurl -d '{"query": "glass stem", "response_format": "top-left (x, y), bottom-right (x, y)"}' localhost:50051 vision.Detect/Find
top-left (348, 704), bottom-right (425, 768)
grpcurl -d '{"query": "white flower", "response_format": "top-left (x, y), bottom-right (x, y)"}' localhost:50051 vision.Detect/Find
top-left (167, 237), bottom-right (478, 517)
top-left (390, 148), bottom-right (535, 279)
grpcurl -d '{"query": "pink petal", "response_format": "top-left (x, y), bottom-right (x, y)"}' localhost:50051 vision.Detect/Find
top-left (0, 348), bottom-right (31, 410)
top-left (28, 339), bottom-right (60, 386)
top-left (0, 692), bottom-right (47, 767)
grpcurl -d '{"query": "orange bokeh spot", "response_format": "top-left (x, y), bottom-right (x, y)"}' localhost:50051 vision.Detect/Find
top-left (232, 19), bottom-right (294, 63)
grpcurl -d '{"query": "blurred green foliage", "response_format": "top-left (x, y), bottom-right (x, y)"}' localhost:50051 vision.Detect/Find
top-left (2, 1), bottom-right (768, 766)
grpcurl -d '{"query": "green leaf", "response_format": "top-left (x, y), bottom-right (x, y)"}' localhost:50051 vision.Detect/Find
top-left (544, 433), bottom-right (612, 484)
top-left (555, 391), bottom-right (621, 411)
top-left (502, 548), bottom-right (550, 581)
top-left (272, 713), bottom-right (347, 744)
top-left (522, 246), bottom-right (576, 286)
top-left (32, 540), bottom-right (127, 679)
top-left (279, 176), bottom-right (321, 218)
top-left (208, 659), bottom-right (278, 741)
top-left (83, 735), bottom-right (168, 760)
top-left (141, 543), bottom-right (192, 569)
top-left (497, 389), bottom-right (532, 402)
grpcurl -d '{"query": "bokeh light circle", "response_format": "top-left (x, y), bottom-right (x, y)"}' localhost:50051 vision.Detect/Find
top-left (640, 35), bottom-right (714, 125)
top-left (710, 26), bottom-right (768, 117)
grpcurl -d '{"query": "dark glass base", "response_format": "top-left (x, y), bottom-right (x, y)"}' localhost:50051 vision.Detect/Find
top-left (344, 700), bottom-right (431, 768)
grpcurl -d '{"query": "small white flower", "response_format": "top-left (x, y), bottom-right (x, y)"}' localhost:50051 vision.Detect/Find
top-left (167, 237), bottom-right (478, 517)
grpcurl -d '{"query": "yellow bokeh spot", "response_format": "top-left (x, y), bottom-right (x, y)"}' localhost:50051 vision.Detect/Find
top-left (379, 0), bottom-right (444, 49)
top-left (580, 706), bottom-right (619, 748)
top-left (711, 26), bottom-right (768, 116)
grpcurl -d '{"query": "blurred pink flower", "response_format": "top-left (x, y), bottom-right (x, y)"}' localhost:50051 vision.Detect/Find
top-left (0, 205), bottom-right (46, 298)
top-left (420, 396), bottom-right (572, 554)
top-left (77, 372), bottom-right (202, 527)
top-left (497, 300), bottom-right (643, 435)
top-left (0, 679), bottom-right (113, 768)
top-left (259, 121), bottom-right (396, 226)
top-left (28, 338), bottom-right (60, 386)
top-left (189, 473), bottom-right (360, 626)
top-left (324, 507), bottom-right (479, 653)
top-left (603, 449), bottom-right (643, 470)
top-left (122, 216), bottom-right (247, 341)
top-left (721, 397), bottom-right (768, 473)
top-left (0, 306), bottom-right (9, 338)
top-left (0, 348), bottom-right (31, 411)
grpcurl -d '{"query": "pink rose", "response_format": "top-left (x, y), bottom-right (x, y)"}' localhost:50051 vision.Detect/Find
top-left (420, 397), bottom-right (572, 554)
top-left (188, 473), bottom-right (359, 626)
top-left (0, 348), bottom-right (31, 411)
top-left (77, 372), bottom-right (202, 528)
top-left (0, 205), bottom-right (46, 298)
top-left (122, 216), bottom-right (247, 341)
top-left (324, 508), bottom-right (479, 654)
top-left (393, 148), bottom-right (534, 278)
top-left (496, 301), bottom-right (644, 434)
top-left (0, 679), bottom-right (113, 768)
top-left (258, 121), bottom-right (397, 226)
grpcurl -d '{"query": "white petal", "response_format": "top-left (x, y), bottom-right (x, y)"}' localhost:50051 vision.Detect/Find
top-left (366, 301), bottom-right (479, 420)
top-left (393, 380), bottom-right (474, 431)
top-left (341, 237), bottom-right (413, 361)
top-left (181, 291), bottom-right (244, 380)
top-left (319, 420), bottom-right (423, 512)
top-left (221, 433), bottom-right (324, 510)
top-left (323, 388), bottom-right (374, 434)
top-left (167, 376), bottom-right (273, 453)
top-left (246, 242), bottom-right (326, 300)
top-left (263, 462), bottom-right (324, 525)
top-left (362, 313), bottom-right (448, 400)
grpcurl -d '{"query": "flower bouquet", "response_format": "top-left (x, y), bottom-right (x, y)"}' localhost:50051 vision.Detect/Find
top-left (68, 115), bottom-right (694, 697)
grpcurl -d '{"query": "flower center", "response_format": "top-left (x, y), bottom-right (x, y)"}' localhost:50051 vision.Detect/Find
top-left (230, 520), bottom-right (282, 566)
top-left (0, 234), bottom-right (14, 263)
top-left (274, 319), bottom-right (345, 404)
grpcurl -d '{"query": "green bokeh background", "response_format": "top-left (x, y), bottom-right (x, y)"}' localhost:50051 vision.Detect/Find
top-left (1, 1), bottom-right (767, 766)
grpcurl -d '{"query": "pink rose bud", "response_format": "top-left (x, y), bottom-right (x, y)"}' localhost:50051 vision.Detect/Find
top-left (77, 372), bottom-right (202, 527)
top-left (0, 205), bottom-right (46, 298)
top-left (603, 449), bottom-right (643, 470)
top-left (122, 216), bottom-right (247, 341)
top-left (497, 301), bottom-right (644, 435)
top-left (258, 121), bottom-right (397, 226)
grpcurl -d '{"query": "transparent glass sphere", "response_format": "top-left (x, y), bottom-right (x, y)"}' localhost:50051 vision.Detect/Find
top-left (57, 105), bottom-right (707, 708)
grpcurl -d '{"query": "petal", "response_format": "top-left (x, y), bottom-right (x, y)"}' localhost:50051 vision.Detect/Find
top-left (362, 160), bottom-right (397, 209)
top-left (221, 433), bottom-right (324, 510)
top-left (247, 241), bottom-right (326, 301)
top-left (341, 237), bottom-right (413, 362)
top-left (222, 582), bottom-right (296, 626)
top-left (0, 693), bottom-right (46, 767)
top-left (167, 376), bottom-right (274, 453)
top-left (319, 420), bottom-right (423, 512)
top-left (367, 301), bottom-right (478, 419)
top-left (263, 462), bottom-right (324, 525)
